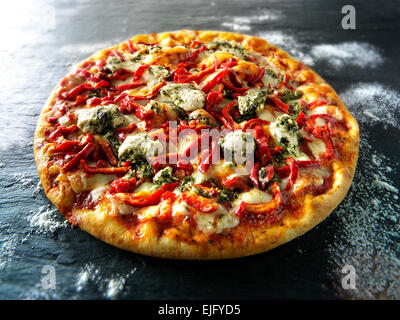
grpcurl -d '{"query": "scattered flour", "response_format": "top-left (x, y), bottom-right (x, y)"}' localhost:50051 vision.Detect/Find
top-left (76, 262), bottom-right (137, 299)
top-left (221, 10), bottom-right (284, 32)
top-left (257, 32), bottom-right (384, 70)
top-left (310, 42), bottom-right (383, 69)
top-left (324, 131), bottom-right (399, 299)
top-left (27, 204), bottom-right (71, 234)
top-left (340, 82), bottom-right (400, 129)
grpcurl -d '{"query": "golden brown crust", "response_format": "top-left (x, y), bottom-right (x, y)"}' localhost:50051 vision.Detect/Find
top-left (34, 30), bottom-right (359, 259)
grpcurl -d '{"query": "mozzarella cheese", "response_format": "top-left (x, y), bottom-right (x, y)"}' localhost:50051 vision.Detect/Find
top-left (77, 104), bottom-right (127, 134)
top-left (194, 205), bottom-right (239, 234)
top-left (118, 132), bottom-right (163, 161)
top-left (220, 130), bottom-right (256, 164)
top-left (159, 83), bottom-right (205, 112)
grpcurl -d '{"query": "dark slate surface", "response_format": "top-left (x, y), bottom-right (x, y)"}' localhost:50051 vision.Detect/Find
top-left (0, 0), bottom-right (399, 299)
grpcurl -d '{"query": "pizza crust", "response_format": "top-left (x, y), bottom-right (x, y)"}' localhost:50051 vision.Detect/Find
top-left (34, 30), bottom-right (359, 259)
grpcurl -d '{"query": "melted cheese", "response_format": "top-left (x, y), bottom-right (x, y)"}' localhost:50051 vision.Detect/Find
top-left (235, 188), bottom-right (272, 204)
top-left (308, 140), bottom-right (326, 159)
top-left (194, 205), bottom-right (239, 234)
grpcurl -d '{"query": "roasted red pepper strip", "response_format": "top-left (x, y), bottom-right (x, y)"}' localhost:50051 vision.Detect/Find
top-left (311, 124), bottom-right (334, 160)
top-left (250, 162), bottom-right (261, 188)
top-left (247, 67), bottom-right (265, 86)
top-left (80, 160), bottom-right (130, 175)
top-left (49, 125), bottom-right (79, 142)
top-left (307, 100), bottom-right (327, 110)
top-left (296, 110), bottom-right (307, 128)
top-left (201, 68), bottom-right (228, 93)
top-left (131, 80), bottom-right (166, 100)
top-left (115, 122), bottom-right (138, 134)
top-left (234, 182), bottom-right (282, 218)
top-left (198, 139), bottom-right (218, 174)
top-left (98, 139), bottom-right (118, 166)
top-left (118, 182), bottom-right (178, 207)
top-left (52, 140), bottom-right (80, 152)
top-left (64, 83), bottom-right (93, 100)
top-left (181, 193), bottom-right (218, 213)
top-left (221, 101), bottom-right (240, 130)
top-left (243, 119), bottom-right (270, 130)
top-left (63, 142), bottom-right (95, 171)
top-left (94, 80), bottom-right (110, 89)
top-left (223, 177), bottom-right (251, 191)
top-left (221, 57), bottom-right (238, 68)
top-left (174, 64), bottom-right (216, 84)
top-left (133, 64), bottom-right (150, 81)
top-left (117, 82), bottom-right (146, 91)
top-left (176, 160), bottom-right (194, 173)
top-left (276, 74), bottom-right (294, 90)
top-left (205, 90), bottom-right (223, 112)
top-left (253, 124), bottom-right (271, 166)
top-left (110, 177), bottom-right (137, 193)
top-left (284, 157), bottom-right (298, 191)
top-left (269, 94), bottom-right (290, 113)
top-left (259, 166), bottom-right (274, 190)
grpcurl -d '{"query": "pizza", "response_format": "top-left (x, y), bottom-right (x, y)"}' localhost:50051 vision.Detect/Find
top-left (34, 30), bottom-right (359, 259)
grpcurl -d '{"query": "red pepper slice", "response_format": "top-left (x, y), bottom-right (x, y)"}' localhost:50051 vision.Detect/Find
top-left (181, 193), bottom-right (218, 213)
top-left (275, 74), bottom-right (294, 90)
top-left (296, 110), bottom-right (307, 128)
top-left (94, 80), bottom-right (110, 89)
top-left (205, 90), bottom-right (223, 112)
top-left (250, 162), bottom-right (261, 188)
top-left (176, 160), bottom-right (194, 173)
top-left (269, 94), bottom-right (290, 114)
top-left (198, 139), bottom-right (218, 174)
top-left (201, 68), bottom-right (228, 93)
top-left (133, 64), bottom-right (150, 81)
top-left (284, 157), bottom-right (298, 191)
top-left (174, 64), bottom-right (216, 84)
top-left (311, 124), bottom-right (334, 160)
top-left (259, 166), bottom-right (274, 190)
top-left (110, 177), bottom-right (137, 193)
top-left (98, 139), bottom-right (118, 166)
top-left (234, 182), bottom-right (282, 218)
top-left (221, 101), bottom-right (240, 130)
top-left (115, 122), bottom-right (138, 134)
top-left (253, 124), bottom-right (271, 166)
top-left (49, 125), bottom-right (79, 142)
top-left (222, 177), bottom-right (251, 191)
top-left (52, 140), bottom-right (80, 152)
top-left (117, 82), bottom-right (146, 91)
top-left (247, 67), bottom-right (265, 87)
top-left (80, 160), bottom-right (130, 175)
top-left (131, 80), bottom-right (166, 100)
top-left (63, 142), bottom-right (95, 171)
top-left (64, 83), bottom-right (93, 100)
top-left (243, 119), bottom-right (270, 130)
top-left (117, 182), bottom-right (178, 207)
top-left (111, 68), bottom-right (133, 81)
top-left (221, 57), bottom-right (238, 68)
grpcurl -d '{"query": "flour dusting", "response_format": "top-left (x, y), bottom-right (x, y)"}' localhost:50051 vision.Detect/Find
top-left (28, 204), bottom-right (70, 234)
top-left (324, 131), bottom-right (399, 299)
top-left (76, 263), bottom-right (137, 299)
top-left (310, 42), bottom-right (383, 69)
top-left (340, 82), bottom-right (400, 129)
top-left (221, 10), bottom-right (283, 33)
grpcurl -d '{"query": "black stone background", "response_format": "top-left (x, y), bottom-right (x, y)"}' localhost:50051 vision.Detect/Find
top-left (0, 0), bottom-right (398, 299)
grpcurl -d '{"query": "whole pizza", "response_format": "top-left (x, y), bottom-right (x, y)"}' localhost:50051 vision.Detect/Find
top-left (34, 30), bottom-right (359, 259)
